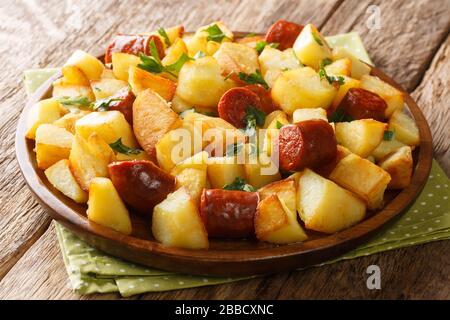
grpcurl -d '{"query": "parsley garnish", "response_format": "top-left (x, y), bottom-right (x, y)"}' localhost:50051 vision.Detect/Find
top-left (318, 67), bottom-right (345, 86)
top-left (109, 138), bottom-right (143, 155)
top-left (244, 106), bottom-right (266, 136)
top-left (312, 32), bottom-right (323, 46)
top-left (244, 32), bottom-right (256, 38)
top-left (157, 27), bottom-right (171, 47)
top-left (276, 121), bottom-right (284, 129)
top-left (205, 24), bottom-right (229, 43)
top-left (57, 96), bottom-right (91, 108)
top-left (320, 58), bottom-right (333, 68)
top-left (193, 51), bottom-right (206, 59)
top-left (223, 177), bottom-right (255, 192)
top-left (255, 41), bottom-right (279, 54)
top-left (226, 142), bottom-right (244, 156)
top-left (238, 70), bottom-right (269, 89)
top-left (91, 97), bottom-right (122, 112)
top-left (329, 107), bottom-right (353, 123)
top-left (383, 130), bottom-right (395, 141)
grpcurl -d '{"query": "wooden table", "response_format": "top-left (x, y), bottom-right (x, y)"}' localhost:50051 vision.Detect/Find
top-left (0, 0), bottom-right (449, 300)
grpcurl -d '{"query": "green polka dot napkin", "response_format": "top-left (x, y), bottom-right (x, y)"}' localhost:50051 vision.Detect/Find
top-left (24, 33), bottom-right (450, 297)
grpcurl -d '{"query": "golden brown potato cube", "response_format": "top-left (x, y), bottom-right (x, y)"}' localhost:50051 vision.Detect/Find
top-left (133, 89), bottom-right (182, 159)
top-left (329, 153), bottom-right (391, 210)
top-left (258, 179), bottom-right (297, 213)
top-left (90, 78), bottom-right (128, 100)
top-left (259, 47), bottom-right (302, 87)
top-left (111, 52), bottom-right (141, 81)
top-left (271, 67), bottom-right (337, 115)
top-left (360, 75), bottom-right (404, 118)
top-left (152, 187), bottom-right (209, 249)
top-left (371, 138), bottom-right (406, 161)
top-left (53, 111), bottom-right (89, 134)
top-left (45, 159), bottom-right (88, 203)
top-left (207, 156), bottom-right (246, 189)
top-left (75, 110), bottom-right (138, 148)
top-left (35, 124), bottom-right (74, 170)
top-left (331, 47), bottom-right (371, 80)
top-left (213, 42), bottom-right (259, 80)
top-left (52, 80), bottom-right (95, 102)
top-left (128, 66), bottom-right (177, 101)
top-left (165, 25), bottom-right (185, 45)
top-left (297, 169), bottom-right (366, 233)
top-left (69, 133), bottom-right (114, 191)
top-left (87, 177), bottom-right (132, 235)
top-left (255, 194), bottom-right (307, 244)
top-left (186, 21), bottom-right (233, 56)
top-left (65, 50), bottom-right (105, 80)
top-left (292, 108), bottom-right (327, 123)
top-left (378, 146), bottom-right (413, 189)
top-left (176, 56), bottom-right (236, 108)
top-left (331, 76), bottom-right (360, 109)
top-left (293, 24), bottom-right (332, 70)
top-left (335, 119), bottom-right (386, 158)
top-left (26, 99), bottom-right (64, 140)
top-left (388, 110), bottom-right (420, 146)
top-left (161, 38), bottom-right (188, 67)
top-left (244, 152), bottom-right (281, 189)
top-left (324, 58), bottom-right (352, 76)
top-left (61, 66), bottom-right (90, 86)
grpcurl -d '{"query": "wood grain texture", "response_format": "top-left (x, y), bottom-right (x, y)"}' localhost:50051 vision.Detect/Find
top-left (321, 0), bottom-right (450, 92)
top-left (0, 0), bottom-right (449, 299)
top-left (412, 35), bottom-right (450, 175)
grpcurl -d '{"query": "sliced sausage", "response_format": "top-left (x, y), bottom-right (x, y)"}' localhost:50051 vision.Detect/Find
top-left (218, 87), bottom-right (264, 128)
top-left (278, 120), bottom-right (337, 171)
top-left (244, 84), bottom-right (277, 114)
top-left (200, 189), bottom-right (259, 238)
top-left (108, 87), bottom-right (135, 124)
top-left (264, 20), bottom-right (304, 50)
top-left (339, 88), bottom-right (387, 122)
top-left (105, 34), bottom-right (165, 64)
top-left (108, 160), bottom-right (176, 214)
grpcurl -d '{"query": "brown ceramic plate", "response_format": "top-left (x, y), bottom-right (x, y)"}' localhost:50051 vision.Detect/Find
top-left (15, 32), bottom-right (432, 276)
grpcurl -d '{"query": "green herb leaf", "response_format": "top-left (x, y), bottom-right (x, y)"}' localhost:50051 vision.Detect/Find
top-left (244, 32), bottom-right (256, 38)
top-left (244, 105), bottom-right (266, 136)
top-left (238, 70), bottom-right (269, 89)
top-left (91, 97), bottom-right (122, 112)
top-left (223, 177), bottom-right (255, 192)
top-left (318, 67), bottom-right (345, 86)
top-left (165, 53), bottom-right (193, 73)
top-left (193, 51), bottom-right (206, 59)
top-left (329, 107), bottom-right (353, 123)
top-left (149, 39), bottom-right (161, 63)
top-left (312, 32), bottom-right (323, 46)
top-left (226, 142), bottom-right (244, 156)
top-left (138, 53), bottom-right (165, 74)
top-left (109, 138), bottom-right (143, 155)
top-left (320, 58), bottom-right (333, 68)
top-left (276, 121), bottom-right (284, 129)
top-left (255, 41), bottom-right (279, 54)
top-left (205, 24), bottom-right (229, 43)
top-left (57, 96), bottom-right (91, 108)
top-left (157, 27), bottom-right (171, 47)
top-left (383, 130), bottom-right (395, 141)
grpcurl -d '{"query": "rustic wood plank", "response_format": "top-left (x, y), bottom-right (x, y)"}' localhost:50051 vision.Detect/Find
top-left (0, 0), bottom-right (341, 290)
top-left (412, 35), bottom-right (450, 175)
top-left (321, 0), bottom-right (450, 92)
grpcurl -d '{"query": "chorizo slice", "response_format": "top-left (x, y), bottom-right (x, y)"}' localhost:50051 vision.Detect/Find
top-left (244, 84), bottom-right (277, 114)
top-left (218, 87), bottom-right (264, 128)
top-left (108, 87), bottom-right (136, 124)
top-left (264, 20), bottom-right (304, 50)
top-left (339, 88), bottom-right (387, 122)
top-left (105, 34), bottom-right (165, 64)
top-left (200, 189), bottom-right (259, 238)
top-left (278, 120), bottom-right (337, 171)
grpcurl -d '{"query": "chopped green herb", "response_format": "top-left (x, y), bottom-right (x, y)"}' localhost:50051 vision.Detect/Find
top-left (91, 97), bottom-right (122, 112)
top-left (138, 50), bottom-right (192, 77)
top-left (312, 32), bottom-right (323, 46)
top-left (329, 107), bottom-right (353, 123)
top-left (276, 121), bottom-right (284, 129)
top-left (320, 58), bottom-right (333, 68)
top-left (383, 130), bottom-right (395, 141)
top-left (157, 27), bottom-right (171, 47)
top-left (244, 105), bottom-right (266, 136)
top-left (238, 70), bottom-right (269, 89)
top-left (149, 39), bottom-right (161, 62)
top-left (244, 32), bottom-right (256, 38)
top-left (223, 177), bottom-right (255, 192)
top-left (94, 87), bottom-right (102, 92)
top-left (109, 138), bottom-right (143, 155)
top-left (318, 67), bottom-right (345, 86)
top-left (205, 24), bottom-right (229, 43)
top-left (193, 51), bottom-right (206, 59)
top-left (226, 142), bottom-right (244, 156)
top-left (57, 96), bottom-right (91, 108)
top-left (165, 53), bottom-right (193, 73)
top-left (255, 41), bottom-right (279, 54)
